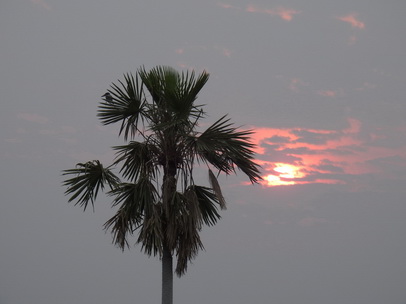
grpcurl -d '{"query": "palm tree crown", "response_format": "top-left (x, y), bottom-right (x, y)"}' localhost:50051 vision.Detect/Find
top-left (62, 66), bottom-right (261, 295)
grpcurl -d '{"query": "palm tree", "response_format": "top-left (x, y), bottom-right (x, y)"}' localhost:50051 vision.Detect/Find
top-left (62, 66), bottom-right (261, 304)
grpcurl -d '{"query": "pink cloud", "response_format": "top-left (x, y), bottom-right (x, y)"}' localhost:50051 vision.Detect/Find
top-left (337, 13), bottom-right (365, 29)
top-left (246, 4), bottom-right (259, 13)
top-left (274, 7), bottom-right (301, 21)
top-left (246, 5), bottom-right (301, 21)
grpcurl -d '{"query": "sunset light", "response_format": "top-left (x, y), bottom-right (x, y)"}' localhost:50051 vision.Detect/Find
top-left (264, 174), bottom-right (295, 186)
top-left (274, 163), bottom-right (304, 179)
top-left (250, 118), bottom-right (406, 188)
top-left (262, 163), bottom-right (306, 186)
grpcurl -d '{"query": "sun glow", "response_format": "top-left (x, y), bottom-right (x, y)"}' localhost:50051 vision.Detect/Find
top-left (274, 163), bottom-right (304, 178)
top-left (263, 163), bottom-right (305, 186)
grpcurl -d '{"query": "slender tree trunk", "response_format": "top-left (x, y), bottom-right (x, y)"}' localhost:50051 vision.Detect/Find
top-left (161, 135), bottom-right (177, 304)
top-left (162, 244), bottom-right (173, 304)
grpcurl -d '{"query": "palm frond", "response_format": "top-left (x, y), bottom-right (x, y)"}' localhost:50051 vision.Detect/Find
top-left (166, 191), bottom-right (204, 277)
top-left (138, 203), bottom-right (163, 257)
top-left (62, 160), bottom-right (119, 211)
top-left (139, 66), bottom-right (208, 132)
top-left (104, 179), bottom-right (158, 250)
top-left (98, 73), bottom-right (146, 140)
top-left (190, 115), bottom-right (262, 183)
top-left (138, 66), bottom-right (176, 108)
top-left (208, 169), bottom-right (226, 209)
top-left (171, 184), bottom-right (225, 276)
top-left (190, 185), bottom-right (222, 226)
top-left (172, 69), bottom-right (209, 120)
top-left (112, 140), bottom-right (160, 181)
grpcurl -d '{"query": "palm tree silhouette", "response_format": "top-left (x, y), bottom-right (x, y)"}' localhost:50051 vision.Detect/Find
top-left (62, 66), bottom-right (261, 304)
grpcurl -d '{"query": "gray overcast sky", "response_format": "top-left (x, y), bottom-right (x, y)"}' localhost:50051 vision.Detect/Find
top-left (1, 0), bottom-right (406, 303)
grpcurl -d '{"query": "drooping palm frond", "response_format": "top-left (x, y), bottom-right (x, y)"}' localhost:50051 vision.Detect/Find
top-left (208, 169), bottom-right (226, 209)
top-left (104, 179), bottom-right (158, 250)
top-left (165, 190), bottom-right (204, 277)
top-left (169, 184), bottom-right (225, 276)
top-left (188, 185), bottom-right (222, 227)
top-left (187, 115), bottom-right (262, 183)
top-left (62, 160), bottom-right (120, 211)
top-left (137, 203), bottom-right (163, 257)
top-left (98, 73), bottom-right (146, 141)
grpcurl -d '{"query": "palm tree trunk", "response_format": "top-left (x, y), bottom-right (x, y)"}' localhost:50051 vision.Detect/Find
top-left (162, 244), bottom-right (173, 304)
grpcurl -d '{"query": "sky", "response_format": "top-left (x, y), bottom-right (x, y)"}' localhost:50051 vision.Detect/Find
top-left (1, 0), bottom-right (406, 303)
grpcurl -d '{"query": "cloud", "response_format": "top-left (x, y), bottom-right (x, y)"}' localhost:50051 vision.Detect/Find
top-left (356, 82), bottom-right (376, 91)
top-left (218, 3), bottom-right (300, 21)
top-left (217, 2), bottom-right (240, 10)
top-left (17, 113), bottom-right (49, 124)
top-left (273, 7), bottom-right (301, 21)
top-left (221, 47), bottom-right (232, 57)
top-left (311, 159), bottom-right (345, 173)
top-left (30, 0), bottom-right (52, 11)
top-left (337, 13), bottom-right (365, 29)
top-left (317, 90), bottom-right (337, 97)
top-left (249, 118), bottom-right (406, 188)
top-left (289, 78), bottom-right (309, 92)
top-left (246, 5), bottom-right (301, 21)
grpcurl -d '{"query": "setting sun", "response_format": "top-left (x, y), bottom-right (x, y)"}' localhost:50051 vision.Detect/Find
top-left (262, 163), bottom-right (305, 186)
top-left (264, 174), bottom-right (295, 186)
top-left (274, 163), bottom-right (304, 179)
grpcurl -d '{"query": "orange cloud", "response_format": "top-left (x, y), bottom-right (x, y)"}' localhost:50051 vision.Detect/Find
top-left (337, 13), bottom-right (365, 29)
top-left (246, 5), bottom-right (301, 21)
top-left (274, 7), bottom-right (301, 21)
